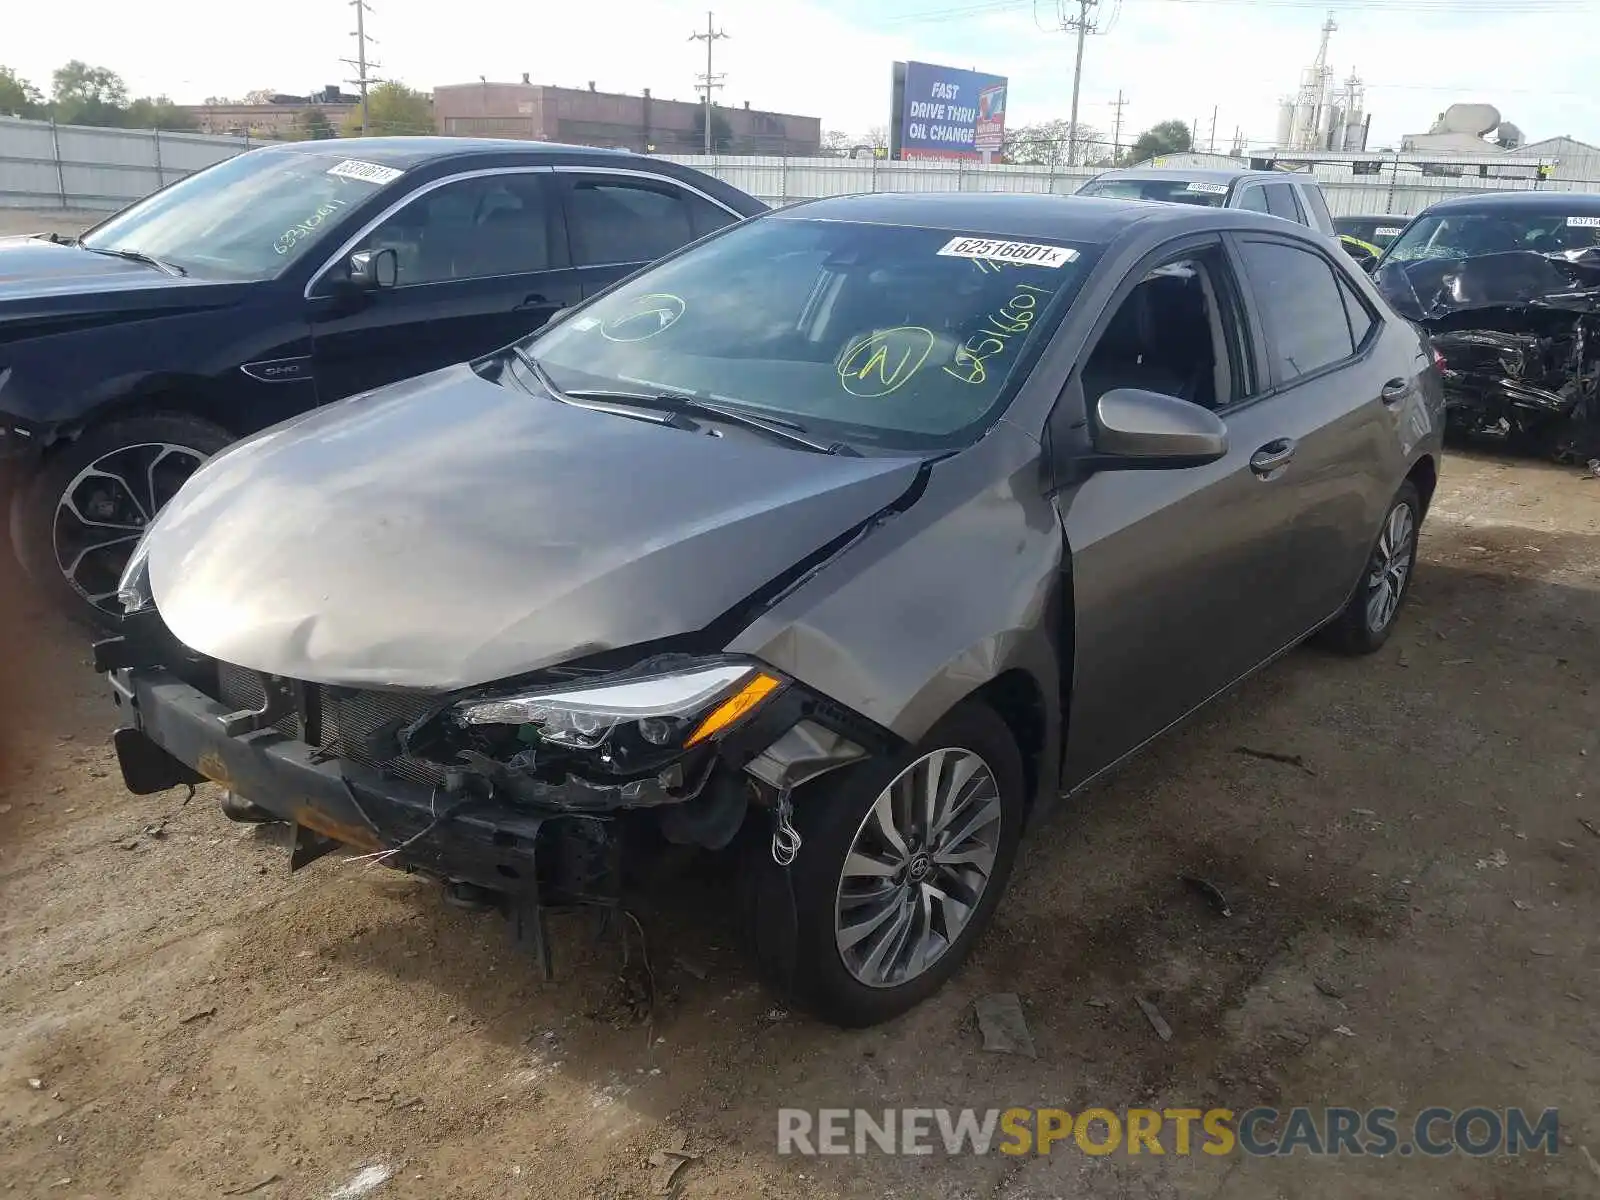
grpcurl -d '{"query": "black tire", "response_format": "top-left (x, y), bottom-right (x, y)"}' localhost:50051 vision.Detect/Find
top-left (743, 699), bottom-right (1027, 1027)
top-left (219, 791), bottom-right (281, 825)
top-left (1323, 480), bottom-right (1422, 656)
top-left (10, 412), bottom-right (234, 631)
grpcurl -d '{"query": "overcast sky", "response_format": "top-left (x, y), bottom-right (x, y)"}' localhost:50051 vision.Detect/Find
top-left (8, 0), bottom-right (1598, 150)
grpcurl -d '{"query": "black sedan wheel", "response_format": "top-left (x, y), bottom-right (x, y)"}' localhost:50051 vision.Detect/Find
top-left (11, 413), bottom-right (234, 629)
top-left (744, 699), bottom-right (1026, 1027)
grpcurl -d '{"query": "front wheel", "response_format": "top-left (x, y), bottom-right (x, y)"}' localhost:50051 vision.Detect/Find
top-left (1323, 480), bottom-right (1421, 655)
top-left (744, 700), bottom-right (1026, 1027)
top-left (10, 412), bottom-right (234, 631)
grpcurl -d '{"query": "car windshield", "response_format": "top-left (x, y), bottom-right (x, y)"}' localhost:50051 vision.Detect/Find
top-left (1338, 218), bottom-right (1407, 251)
top-left (1383, 211), bottom-right (1600, 263)
top-left (78, 149), bottom-right (404, 281)
top-left (523, 216), bottom-right (1098, 450)
top-left (1077, 177), bottom-right (1230, 207)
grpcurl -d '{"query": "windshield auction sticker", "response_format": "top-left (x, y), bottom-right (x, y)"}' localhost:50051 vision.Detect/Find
top-left (1566, 216), bottom-right (1600, 228)
top-left (1184, 181), bottom-right (1229, 194)
top-left (937, 237), bottom-right (1077, 268)
top-left (326, 159), bottom-right (405, 185)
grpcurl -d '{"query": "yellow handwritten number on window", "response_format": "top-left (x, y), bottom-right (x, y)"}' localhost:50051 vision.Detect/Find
top-left (837, 326), bottom-right (937, 398)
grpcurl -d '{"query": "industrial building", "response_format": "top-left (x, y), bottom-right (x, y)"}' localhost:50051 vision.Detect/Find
top-left (180, 88), bottom-right (360, 138)
top-left (1274, 15), bottom-right (1370, 153)
top-left (432, 78), bottom-right (821, 156)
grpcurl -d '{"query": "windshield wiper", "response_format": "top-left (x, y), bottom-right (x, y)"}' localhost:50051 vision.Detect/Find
top-left (505, 345), bottom-right (695, 430)
top-left (79, 245), bottom-right (187, 277)
top-left (507, 346), bottom-right (855, 456)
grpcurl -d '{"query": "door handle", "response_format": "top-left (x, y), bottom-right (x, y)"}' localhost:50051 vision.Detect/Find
top-left (1380, 378), bottom-right (1411, 407)
top-left (515, 293), bottom-right (555, 312)
top-left (1249, 438), bottom-right (1297, 478)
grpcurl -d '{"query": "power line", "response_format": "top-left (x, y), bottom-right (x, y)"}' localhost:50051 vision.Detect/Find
top-left (1109, 89), bottom-right (1129, 161)
top-left (339, 0), bottom-right (380, 136)
top-left (688, 10), bottom-right (730, 154)
top-left (1043, 0), bottom-right (1104, 167)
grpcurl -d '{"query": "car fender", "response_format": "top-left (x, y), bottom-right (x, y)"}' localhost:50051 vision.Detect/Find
top-left (726, 420), bottom-right (1066, 810)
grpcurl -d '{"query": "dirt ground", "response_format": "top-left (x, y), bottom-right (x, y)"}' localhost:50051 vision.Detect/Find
top-left (2, 210), bottom-right (1598, 1199)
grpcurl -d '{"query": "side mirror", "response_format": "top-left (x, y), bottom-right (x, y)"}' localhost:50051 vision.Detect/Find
top-left (348, 246), bottom-right (399, 290)
top-left (1094, 388), bottom-right (1228, 467)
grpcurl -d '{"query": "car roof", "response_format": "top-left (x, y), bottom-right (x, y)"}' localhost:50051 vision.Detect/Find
top-left (1420, 190), bottom-right (1600, 216)
top-left (1087, 167), bottom-right (1292, 185)
top-left (770, 190), bottom-right (1302, 244)
top-left (257, 135), bottom-right (632, 168)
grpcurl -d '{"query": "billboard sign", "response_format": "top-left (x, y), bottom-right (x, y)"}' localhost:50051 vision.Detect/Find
top-left (975, 82), bottom-right (1007, 152)
top-left (892, 61), bottom-right (1009, 161)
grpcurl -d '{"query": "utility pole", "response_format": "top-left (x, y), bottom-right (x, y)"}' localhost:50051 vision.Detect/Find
top-left (688, 11), bottom-right (729, 155)
top-left (1109, 89), bottom-right (1128, 163)
top-left (1209, 105), bottom-right (1218, 154)
top-left (1055, 0), bottom-right (1100, 168)
top-left (341, 0), bottom-right (380, 135)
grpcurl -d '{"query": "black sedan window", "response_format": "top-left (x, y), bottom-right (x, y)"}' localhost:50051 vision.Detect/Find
top-left (1385, 211), bottom-right (1600, 262)
top-left (526, 217), bottom-right (1098, 450)
top-left (1077, 177), bottom-right (1229, 207)
top-left (80, 150), bottom-right (404, 281)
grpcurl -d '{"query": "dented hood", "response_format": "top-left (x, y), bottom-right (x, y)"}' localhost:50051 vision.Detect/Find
top-left (146, 363), bottom-right (922, 689)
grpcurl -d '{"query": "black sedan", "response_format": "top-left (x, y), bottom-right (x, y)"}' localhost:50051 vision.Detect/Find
top-left (0, 137), bottom-right (765, 626)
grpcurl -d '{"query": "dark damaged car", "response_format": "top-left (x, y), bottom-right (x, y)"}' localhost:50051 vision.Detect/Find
top-left (1374, 191), bottom-right (1600, 462)
top-left (102, 193), bottom-right (1444, 1026)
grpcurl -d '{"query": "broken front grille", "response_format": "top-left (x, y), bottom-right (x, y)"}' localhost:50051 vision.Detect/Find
top-left (215, 663), bottom-right (447, 788)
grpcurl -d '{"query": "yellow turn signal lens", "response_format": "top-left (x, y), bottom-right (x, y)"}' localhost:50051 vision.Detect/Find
top-left (685, 672), bottom-right (782, 747)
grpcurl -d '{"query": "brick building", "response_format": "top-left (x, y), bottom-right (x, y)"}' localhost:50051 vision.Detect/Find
top-left (180, 89), bottom-right (360, 138)
top-left (432, 78), bottom-right (820, 156)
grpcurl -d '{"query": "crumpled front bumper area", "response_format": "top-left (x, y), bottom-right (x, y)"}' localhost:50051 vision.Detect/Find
top-left (110, 667), bottom-right (611, 901)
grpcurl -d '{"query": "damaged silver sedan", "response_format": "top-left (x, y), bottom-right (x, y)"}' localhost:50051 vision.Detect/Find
top-left (102, 193), bottom-right (1444, 1026)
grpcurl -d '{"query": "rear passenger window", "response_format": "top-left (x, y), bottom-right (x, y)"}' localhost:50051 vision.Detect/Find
top-left (1264, 183), bottom-right (1304, 224)
top-left (1236, 186), bottom-right (1269, 214)
top-left (1336, 271), bottom-right (1377, 348)
top-left (565, 178), bottom-right (737, 267)
top-left (1238, 240), bottom-right (1356, 381)
top-left (1298, 183), bottom-right (1335, 234)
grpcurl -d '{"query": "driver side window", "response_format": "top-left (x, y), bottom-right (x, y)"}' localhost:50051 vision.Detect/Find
top-left (331, 172), bottom-right (552, 288)
top-left (1079, 245), bottom-right (1250, 414)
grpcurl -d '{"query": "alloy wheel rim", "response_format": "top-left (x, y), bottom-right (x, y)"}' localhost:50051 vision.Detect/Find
top-left (835, 747), bottom-right (1004, 990)
top-left (52, 442), bottom-right (207, 610)
top-left (1365, 501), bottom-right (1415, 633)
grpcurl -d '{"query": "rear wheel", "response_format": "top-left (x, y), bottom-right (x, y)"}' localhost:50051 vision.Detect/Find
top-left (1323, 481), bottom-right (1421, 655)
top-left (10, 412), bottom-right (234, 630)
top-left (744, 700), bottom-right (1026, 1027)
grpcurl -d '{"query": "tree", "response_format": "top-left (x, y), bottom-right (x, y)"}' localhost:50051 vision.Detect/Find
top-left (865, 124), bottom-right (890, 151)
top-left (0, 66), bottom-right (44, 117)
top-left (1002, 119), bottom-right (1105, 168)
top-left (243, 88), bottom-right (279, 105)
top-left (820, 129), bottom-right (853, 155)
top-left (51, 60), bottom-right (127, 106)
top-left (690, 106), bottom-right (734, 152)
top-left (342, 81), bottom-right (433, 136)
top-left (124, 95), bottom-right (197, 130)
top-left (1127, 119), bottom-right (1194, 165)
top-left (293, 107), bottom-right (337, 141)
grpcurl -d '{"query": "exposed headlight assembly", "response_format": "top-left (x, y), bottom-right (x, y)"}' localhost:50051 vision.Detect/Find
top-left (455, 659), bottom-right (785, 769)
